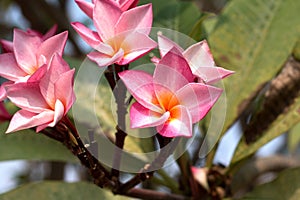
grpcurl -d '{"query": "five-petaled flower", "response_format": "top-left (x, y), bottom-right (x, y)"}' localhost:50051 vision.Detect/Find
top-left (5, 53), bottom-right (75, 133)
top-left (72, 0), bottom-right (156, 67)
top-left (153, 34), bottom-right (234, 84)
top-left (0, 28), bottom-right (68, 100)
top-left (119, 48), bottom-right (222, 138)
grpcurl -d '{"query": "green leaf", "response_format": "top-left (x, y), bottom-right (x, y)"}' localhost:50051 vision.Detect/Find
top-left (242, 167), bottom-right (300, 200)
top-left (143, 0), bottom-right (201, 35)
top-left (293, 38), bottom-right (300, 61)
top-left (208, 0), bottom-right (300, 134)
top-left (0, 122), bottom-right (77, 163)
top-left (288, 123), bottom-right (300, 152)
top-left (0, 181), bottom-right (132, 200)
top-left (232, 95), bottom-right (300, 163)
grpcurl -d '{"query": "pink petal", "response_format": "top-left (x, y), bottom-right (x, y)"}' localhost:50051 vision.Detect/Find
top-left (154, 48), bottom-right (194, 92)
top-left (42, 24), bottom-right (58, 40)
top-left (119, 70), bottom-right (162, 113)
top-left (93, 0), bottom-right (122, 40)
top-left (28, 64), bottom-right (47, 82)
top-left (0, 53), bottom-right (27, 81)
top-left (75, 0), bottom-right (94, 18)
top-left (194, 66), bottom-right (234, 84)
top-left (94, 42), bottom-right (115, 55)
top-left (115, 4), bottom-right (153, 35)
top-left (0, 40), bottom-right (13, 53)
top-left (117, 31), bottom-right (157, 65)
top-left (87, 48), bottom-right (124, 67)
top-left (54, 69), bottom-right (75, 113)
top-left (6, 82), bottom-right (50, 113)
top-left (183, 40), bottom-right (215, 73)
top-left (71, 22), bottom-right (102, 48)
top-left (174, 83), bottom-right (222, 123)
top-left (157, 105), bottom-right (192, 138)
top-left (6, 109), bottom-right (54, 133)
top-left (157, 34), bottom-right (184, 58)
top-left (13, 29), bottom-right (41, 74)
top-left (119, 0), bottom-right (139, 11)
top-left (0, 84), bottom-right (7, 101)
top-left (38, 31), bottom-right (68, 64)
top-left (44, 100), bottom-right (65, 128)
top-left (39, 54), bottom-right (70, 108)
top-left (130, 102), bottom-right (169, 128)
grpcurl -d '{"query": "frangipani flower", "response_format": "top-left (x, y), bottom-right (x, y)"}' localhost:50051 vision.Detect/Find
top-left (0, 29), bottom-right (68, 99)
top-left (75, 0), bottom-right (139, 18)
top-left (72, 0), bottom-right (156, 67)
top-left (119, 48), bottom-right (222, 138)
top-left (5, 53), bottom-right (75, 133)
top-left (153, 34), bottom-right (234, 84)
top-left (0, 25), bottom-right (58, 53)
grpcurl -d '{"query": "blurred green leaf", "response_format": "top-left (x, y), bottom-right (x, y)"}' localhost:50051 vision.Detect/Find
top-left (0, 181), bottom-right (132, 200)
top-left (288, 123), bottom-right (300, 152)
top-left (208, 0), bottom-right (300, 134)
top-left (143, 0), bottom-right (201, 35)
top-left (293, 39), bottom-right (300, 61)
top-left (0, 122), bottom-right (77, 163)
top-left (242, 167), bottom-right (300, 200)
top-left (232, 95), bottom-right (300, 163)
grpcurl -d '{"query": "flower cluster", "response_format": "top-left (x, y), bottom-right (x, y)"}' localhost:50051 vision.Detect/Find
top-left (0, 27), bottom-right (75, 133)
top-left (0, 0), bottom-right (233, 139)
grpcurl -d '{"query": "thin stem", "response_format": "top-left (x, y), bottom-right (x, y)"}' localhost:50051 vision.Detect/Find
top-left (108, 64), bottom-right (129, 179)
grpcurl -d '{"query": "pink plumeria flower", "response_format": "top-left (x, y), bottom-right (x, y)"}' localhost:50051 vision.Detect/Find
top-left (72, 0), bottom-right (156, 67)
top-left (119, 48), bottom-right (222, 138)
top-left (75, 0), bottom-right (139, 18)
top-left (0, 29), bottom-right (68, 100)
top-left (0, 25), bottom-right (58, 53)
top-left (153, 34), bottom-right (234, 84)
top-left (5, 53), bottom-right (75, 133)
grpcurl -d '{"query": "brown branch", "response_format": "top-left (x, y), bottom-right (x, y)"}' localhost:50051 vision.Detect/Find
top-left (242, 57), bottom-right (300, 143)
top-left (42, 116), bottom-right (116, 189)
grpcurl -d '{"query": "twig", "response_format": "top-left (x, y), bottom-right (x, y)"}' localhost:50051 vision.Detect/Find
top-left (42, 116), bottom-right (115, 189)
top-left (105, 64), bottom-right (129, 179)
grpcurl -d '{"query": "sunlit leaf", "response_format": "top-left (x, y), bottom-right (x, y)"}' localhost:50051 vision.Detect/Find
top-left (208, 0), bottom-right (300, 135)
top-left (288, 123), bottom-right (300, 153)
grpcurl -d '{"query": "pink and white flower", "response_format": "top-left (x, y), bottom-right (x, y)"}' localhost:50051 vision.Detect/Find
top-left (5, 54), bottom-right (75, 133)
top-left (72, 0), bottom-right (156, 67)
top-left (153, 34), bottom-right (234, 84)
top-left (119, 48), bottom-right (222, 138)
top-left (0, 29), bottom-right (68, 99)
